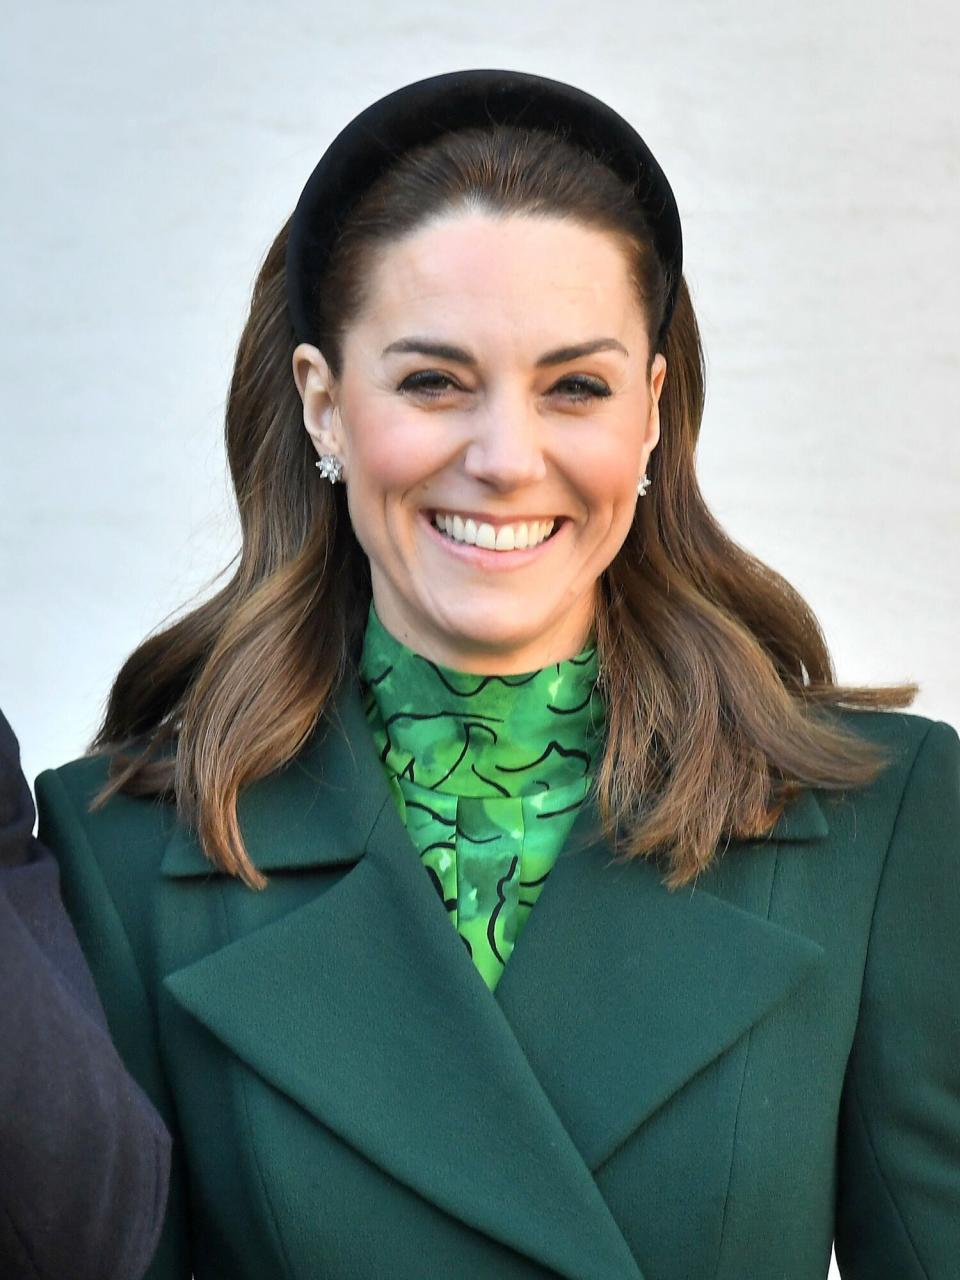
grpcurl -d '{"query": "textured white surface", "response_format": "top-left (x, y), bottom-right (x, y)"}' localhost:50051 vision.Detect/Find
top-left (2, 6), bottom-right (959, 1272)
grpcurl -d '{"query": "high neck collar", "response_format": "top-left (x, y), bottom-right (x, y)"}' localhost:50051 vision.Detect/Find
top-left (357, 602), bottom-right (605, 798)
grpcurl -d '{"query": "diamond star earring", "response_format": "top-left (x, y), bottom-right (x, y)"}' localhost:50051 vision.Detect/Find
top-left (315, 454), bottom-right (343, 483)
top-left (637, 471), bottom-right (651, 497)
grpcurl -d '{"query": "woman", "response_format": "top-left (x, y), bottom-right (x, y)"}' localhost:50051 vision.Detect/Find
top-left (36, 69), bottom-right (960, 1279)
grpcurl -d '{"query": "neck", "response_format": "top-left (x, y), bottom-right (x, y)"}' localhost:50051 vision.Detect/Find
top-left (366, 596), bottom-right (597, 676)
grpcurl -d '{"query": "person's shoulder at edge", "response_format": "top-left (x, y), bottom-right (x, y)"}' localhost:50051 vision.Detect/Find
top-left (1, 709), bottom-right (173, 1280)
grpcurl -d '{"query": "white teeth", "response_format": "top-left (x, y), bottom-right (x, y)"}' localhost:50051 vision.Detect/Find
top-left (432, 512), bottom-right (557, 551)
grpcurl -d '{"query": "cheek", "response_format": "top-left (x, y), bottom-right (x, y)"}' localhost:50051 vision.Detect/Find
top-left (348, 412), bottom-right (445, 498)
top-left (343, 415), bottom-right (448, 564)
top-left (575, 442), bottom-right (640, 518)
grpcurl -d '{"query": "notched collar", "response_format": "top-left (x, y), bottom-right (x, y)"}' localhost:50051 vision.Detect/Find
top-left (160, 691), bottom-right (383, 878)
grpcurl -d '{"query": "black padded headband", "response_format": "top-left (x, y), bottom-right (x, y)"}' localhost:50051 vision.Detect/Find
top-left (286, 68), bottom-right (683, 351)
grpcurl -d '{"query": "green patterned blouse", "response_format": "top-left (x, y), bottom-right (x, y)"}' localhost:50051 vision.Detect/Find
top-left (358, 602), bottom-right (605, 991)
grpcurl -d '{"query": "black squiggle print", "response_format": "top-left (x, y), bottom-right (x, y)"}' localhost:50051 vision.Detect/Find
top-left (487, 855), bottom-right (519, 964)
top-left (495, 740), bottom-right (591, 775)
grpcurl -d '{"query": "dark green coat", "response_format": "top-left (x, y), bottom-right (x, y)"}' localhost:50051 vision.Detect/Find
top-left (35, 682), bottom-right (960, 1280)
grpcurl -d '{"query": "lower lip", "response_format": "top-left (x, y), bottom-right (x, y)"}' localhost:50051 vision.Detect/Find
top-left (420, 512), bottom-right (566, 571)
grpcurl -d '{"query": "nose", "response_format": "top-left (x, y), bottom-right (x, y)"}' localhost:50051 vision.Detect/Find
top-left (461, 398), bottom-right (548, 491)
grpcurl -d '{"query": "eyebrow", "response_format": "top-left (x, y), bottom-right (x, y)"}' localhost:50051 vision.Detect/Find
top-left (381, 336), bottom-right (629, 367)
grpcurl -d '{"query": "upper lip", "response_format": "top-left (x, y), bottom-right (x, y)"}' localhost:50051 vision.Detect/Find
top-left (426, 508), bottom-right (563, 528)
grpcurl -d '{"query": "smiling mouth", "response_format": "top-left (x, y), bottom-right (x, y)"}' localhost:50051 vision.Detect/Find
top-left (428, 510), bottom-right (564, 552)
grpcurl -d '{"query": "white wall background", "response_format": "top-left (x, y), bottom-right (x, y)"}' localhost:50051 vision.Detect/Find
top-left (1, 5), bottom-right (958, 1274)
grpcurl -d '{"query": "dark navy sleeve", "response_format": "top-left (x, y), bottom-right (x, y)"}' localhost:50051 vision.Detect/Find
top-left (0, 708), bottom-right (172, 1280)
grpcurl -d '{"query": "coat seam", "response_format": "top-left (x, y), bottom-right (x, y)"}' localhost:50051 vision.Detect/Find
top-left (835, 721), bottom-right (940, 1279)
top-left (0, 1200), bottom-right (44, 1280)
top-left (712, 842), bottom-right (783, 1277)
top-left (838, 722), bottom-right (938, 1103)
top-left (218, 881), bottom-right (299, 1280)
top-left (855, 721), bottom-right (938, 1018)
top-left (847, 1079), bottom-right (930, 1278)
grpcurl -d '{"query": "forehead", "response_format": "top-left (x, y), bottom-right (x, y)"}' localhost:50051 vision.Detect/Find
top-left (355, 212), bottom-right (643, 342)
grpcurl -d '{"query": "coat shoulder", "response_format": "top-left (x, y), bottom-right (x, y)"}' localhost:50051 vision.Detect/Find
top-left (818, 704), bottom-right (956, 792)
top-left (809, 706), bottom-right (960, 872)
top-left (34, 751), bottom-right (177, 947)
top-left (823, 703), bottom-right (951, 748)
top-left (36, 751), bottom-right (176, 857)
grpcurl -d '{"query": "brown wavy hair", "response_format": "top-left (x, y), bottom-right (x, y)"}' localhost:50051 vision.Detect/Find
top-left (90, 123), bottom-right (917, 890)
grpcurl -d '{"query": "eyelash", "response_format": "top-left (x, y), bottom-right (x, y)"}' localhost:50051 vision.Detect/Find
top-left (397, 371), bottom-right (612, 402)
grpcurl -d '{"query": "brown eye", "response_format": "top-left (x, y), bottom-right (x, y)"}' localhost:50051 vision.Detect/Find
top-left (398, 371), bottom-right (459, 399)
top-left (556, 376), bottom-right (611, 401)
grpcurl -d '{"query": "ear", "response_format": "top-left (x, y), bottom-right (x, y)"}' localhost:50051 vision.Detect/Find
top-left (292, 343), bottom-right (347, 463)
top-left (645, 353), bottom-right (667, 452)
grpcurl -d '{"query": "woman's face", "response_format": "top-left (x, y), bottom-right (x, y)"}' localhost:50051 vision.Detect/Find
top-left (293, 211), bottom-right (666, 673)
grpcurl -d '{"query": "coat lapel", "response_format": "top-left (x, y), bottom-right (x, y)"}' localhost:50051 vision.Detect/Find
top-left (494, 798), bottom-right (826, 1171)
top-left (160, 676), bottom-right (827, 1279)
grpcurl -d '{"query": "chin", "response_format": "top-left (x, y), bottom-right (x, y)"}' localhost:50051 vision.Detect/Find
top-left (429, 608), bottom-right (549, 666)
